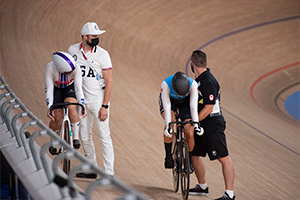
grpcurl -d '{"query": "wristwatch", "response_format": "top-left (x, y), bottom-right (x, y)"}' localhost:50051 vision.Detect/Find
top-left (102, 104), bottom-right (109, 109)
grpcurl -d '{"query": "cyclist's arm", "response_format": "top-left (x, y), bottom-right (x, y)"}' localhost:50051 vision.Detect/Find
top-left (73, 65), bottom-right (85, 106)
top-left (44, 63), bottom-right (55, 109)
top-left (161, 81), bottom-right (171, 128)
top-left (189, 80), bottom-right (199, 126)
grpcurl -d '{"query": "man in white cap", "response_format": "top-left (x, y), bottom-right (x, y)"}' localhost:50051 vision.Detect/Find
top-left (68, 22), bottom-right (114, 178)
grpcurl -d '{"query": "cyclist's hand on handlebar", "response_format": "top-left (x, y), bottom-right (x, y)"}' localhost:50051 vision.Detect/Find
top-left (80, 109), bottom-right (87, 119)
top-left (47, 108), bottom-right (55, 121)
top-left (194, 124), bottom-right (204, 136)
top-left (164, 127), bottom-right (173, 138)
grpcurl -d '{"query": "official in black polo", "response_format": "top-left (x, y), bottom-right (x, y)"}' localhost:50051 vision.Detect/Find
top-left (189, 50), bottom-right (236, 200)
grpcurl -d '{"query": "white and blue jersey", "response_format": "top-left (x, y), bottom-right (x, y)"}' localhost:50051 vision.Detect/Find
top-left (164, 75), bottom-right (193, 100)
top-left (160, 74), bottom-right (199, 129)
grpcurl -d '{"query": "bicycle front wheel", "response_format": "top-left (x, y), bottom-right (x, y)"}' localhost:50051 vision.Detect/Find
top-left (180, 138), bottom-right (190, 200)
top-left (172, 140), bottom-right (180, 192)
top-left (63, 121), bottom-right (71, 174)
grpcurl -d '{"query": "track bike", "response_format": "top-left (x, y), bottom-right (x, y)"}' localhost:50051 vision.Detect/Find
top-left (50, 102), bottom-right (85, 174)
top-left (168, 110), bottom-right (202, 200)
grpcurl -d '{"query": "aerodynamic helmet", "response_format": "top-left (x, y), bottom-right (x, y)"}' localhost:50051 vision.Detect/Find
top-left (52, 51), bottom-right (76, 73)
top-left (172, 71), bottom-right (190, 96)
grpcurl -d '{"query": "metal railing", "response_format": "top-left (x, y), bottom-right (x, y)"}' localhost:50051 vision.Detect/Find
top-left (0, 74), bottom-right (148, 200)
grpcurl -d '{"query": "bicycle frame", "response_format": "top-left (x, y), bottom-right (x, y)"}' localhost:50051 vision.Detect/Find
top-left (50, 102), bottom-right (85, 174)
top-left (169, 110), bottom-right (200, 200)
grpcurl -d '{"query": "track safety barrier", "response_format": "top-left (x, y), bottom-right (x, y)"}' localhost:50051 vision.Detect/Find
top-left (0, 74), bottom-right (148, 200)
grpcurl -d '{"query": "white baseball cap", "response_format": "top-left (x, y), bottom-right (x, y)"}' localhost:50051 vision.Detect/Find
top-left (81, 22), bottom-right (106, 35)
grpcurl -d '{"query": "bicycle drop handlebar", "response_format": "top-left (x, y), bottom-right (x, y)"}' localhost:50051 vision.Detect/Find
top-left (168, 120), bottom-right (200, 129)
top-left (50, 102), bottom-right (85, 115)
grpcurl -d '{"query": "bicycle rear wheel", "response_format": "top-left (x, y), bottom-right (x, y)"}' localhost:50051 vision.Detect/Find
top-left (63, 121), bottom-right (71, 174)
top-left (180, 138), bottom-right (190, 200)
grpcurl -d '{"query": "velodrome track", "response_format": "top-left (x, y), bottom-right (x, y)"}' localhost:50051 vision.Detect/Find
top-left (0, 1), bottom-right (299, 199)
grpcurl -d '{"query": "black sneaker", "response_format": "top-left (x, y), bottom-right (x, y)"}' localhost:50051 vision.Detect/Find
top-left (49, 147), bottom-right (58, 155)
top-left (76, 172), bottom-right (97, 179)
top-left (73, 139), bottom-right (80, 149)
top-left (214, 192), bottom-right (235, 200)
top-left (189, 184), bottom-right (209, 196)
top-left (164, 157), bottom-right (174, 169)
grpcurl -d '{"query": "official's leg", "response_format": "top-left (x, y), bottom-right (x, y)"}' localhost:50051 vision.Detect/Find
top-left (189, 131), bottom-right (209, 196)
top-left (94, 103), bottom-right (115, 176)
top-left (192, 156), bottom-right (206, 184)
top-left (218, 155), bottom-right (235, 191)
top-left (80, 103), bottom-right (97, 164)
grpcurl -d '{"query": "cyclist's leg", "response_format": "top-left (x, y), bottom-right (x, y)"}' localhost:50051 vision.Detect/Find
top-left (161, 111), bottom-right (176, 168)
top-left (49, 109), bottom-right (63, 131)
top-left (183, 122), bottom-right (195, 152)
top-left (65, 96), bottom-right (80, 134)
top-left (50, 86), bottom-right (64, 131)
top-left (159, 93), bottom-right (177, 168)
top-left (49, 87), bottom-right (64, 155)
top-left (178, 99), bottom-right (195, 152)
top-left (48, 110), bottom-right (63, 155)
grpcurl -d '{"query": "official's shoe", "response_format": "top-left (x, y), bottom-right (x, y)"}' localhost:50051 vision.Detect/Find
top-left (73, 139), bottom-right (80, 149)
top-left (164, 157), bottom-right (174, 169)
top-left (214, 192), bottom-right (235, 200)
top-left (76, 172), bottom-right (97, 179)
top-left (95, 175), bottom-right (113, 182)
top-left (189, 184), bottom-right (209, 196)
top-left (49, 147), bottom-right (58, 155)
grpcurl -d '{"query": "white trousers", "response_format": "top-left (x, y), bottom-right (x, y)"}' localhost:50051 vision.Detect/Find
top-left (80, 102), bottom-right (114, 176)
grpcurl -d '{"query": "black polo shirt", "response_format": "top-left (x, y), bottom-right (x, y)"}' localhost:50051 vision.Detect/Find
top-left (195, 68), bottom-right (225, 127)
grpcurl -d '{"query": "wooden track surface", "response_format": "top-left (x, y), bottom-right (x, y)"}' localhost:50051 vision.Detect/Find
top-left (0, 1), bottom-right (299, 199)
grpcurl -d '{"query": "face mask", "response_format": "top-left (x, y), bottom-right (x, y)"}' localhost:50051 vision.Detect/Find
top-left (190, 63), bottom-right (194, 73)
top-left (87, 38), bottom-right (99, 47)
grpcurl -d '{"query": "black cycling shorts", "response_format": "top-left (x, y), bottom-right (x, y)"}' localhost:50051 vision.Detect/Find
top-left (53, 83), bottom-right (76, 104)
top-left (158, 93), bottom-right (191, 121)
top-left (192, 123), bottom-right (229, 160)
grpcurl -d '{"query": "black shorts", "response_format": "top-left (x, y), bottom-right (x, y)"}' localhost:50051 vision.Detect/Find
top-left (53, 84), bottom-right (76, 104)
top-left (158, 93), bottom-right (191, 120)
top-left (192, 122), bottom-right (229, 160)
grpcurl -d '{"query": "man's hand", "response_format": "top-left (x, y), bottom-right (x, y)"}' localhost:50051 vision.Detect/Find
top-left (164, 127), bottom-right (173, 138)
top-left (98, 107), bottom-right (108, 121)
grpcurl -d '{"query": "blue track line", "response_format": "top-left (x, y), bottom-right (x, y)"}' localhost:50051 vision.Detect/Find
top-left (185, 15), bottom-right (300, 157)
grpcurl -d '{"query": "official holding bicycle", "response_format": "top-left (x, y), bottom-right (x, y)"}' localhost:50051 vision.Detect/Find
top-left (159, 71), bottom-right (202, 169)
top-left (44, 51), bottom-right (86, 155)
top-left (189, 50), bottom-right (235, 200)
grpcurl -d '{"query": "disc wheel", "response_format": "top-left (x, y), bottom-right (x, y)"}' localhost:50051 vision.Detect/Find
top-left (63, 121), bottom-right (71, 174)
top-left (180, 138), bottom-right (190, 200)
